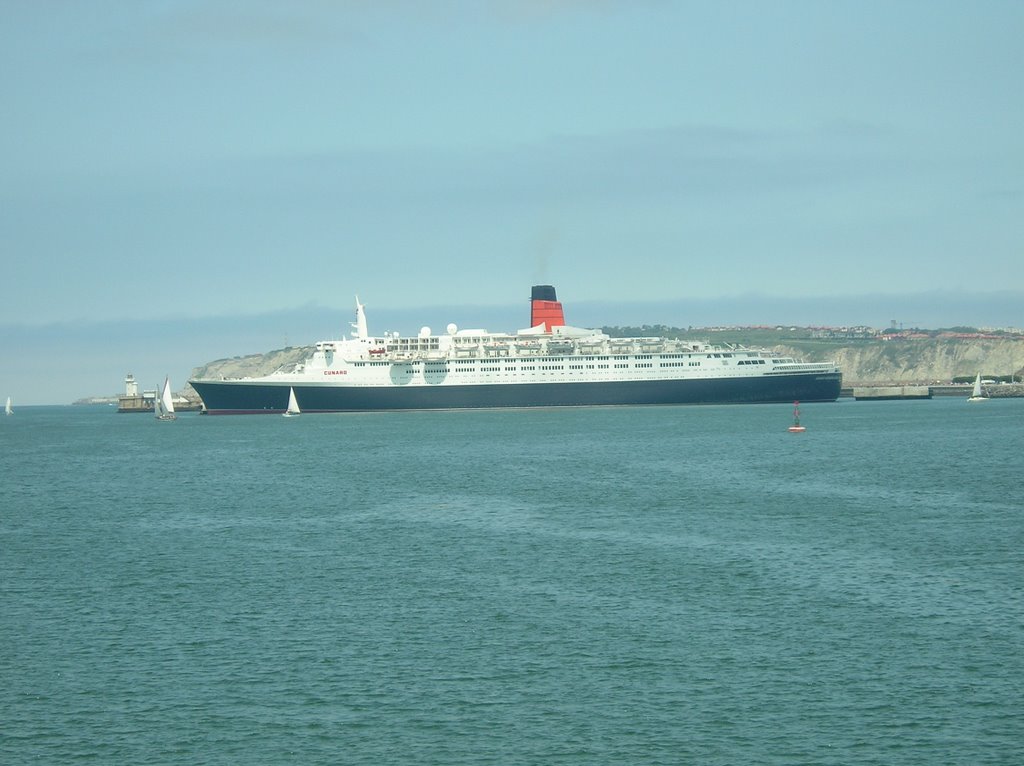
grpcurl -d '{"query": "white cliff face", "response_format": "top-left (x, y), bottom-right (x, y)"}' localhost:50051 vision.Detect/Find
top-left (189, 346), bottom-right (313, 381)
top-left (775, 338), bottom-right (1024, 385)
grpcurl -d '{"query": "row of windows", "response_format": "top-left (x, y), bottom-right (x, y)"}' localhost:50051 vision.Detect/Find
top-left (387, 341), bottom-right (441, 349)
top-left (358, 352), bottom-right (737, 366)
top-left (355, 360), bottom-right (702, 372)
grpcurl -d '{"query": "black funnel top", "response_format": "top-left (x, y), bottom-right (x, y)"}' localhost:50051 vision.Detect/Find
top-left (531, 285), bottom-right (557, 302)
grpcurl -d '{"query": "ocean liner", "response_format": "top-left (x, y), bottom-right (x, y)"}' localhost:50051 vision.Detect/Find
top-left (190, 286), bottom-right (842, 414)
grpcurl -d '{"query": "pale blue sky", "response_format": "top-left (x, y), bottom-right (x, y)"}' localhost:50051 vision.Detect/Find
top-left (2, 1), bottom-right (1022, 403)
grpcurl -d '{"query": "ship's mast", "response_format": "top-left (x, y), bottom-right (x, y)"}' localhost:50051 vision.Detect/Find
top-left (351, 296), bottom-right (368, 339)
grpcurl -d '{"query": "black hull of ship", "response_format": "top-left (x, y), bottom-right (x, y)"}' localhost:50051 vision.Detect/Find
top-left (191, 373), bottom-right (842, 414)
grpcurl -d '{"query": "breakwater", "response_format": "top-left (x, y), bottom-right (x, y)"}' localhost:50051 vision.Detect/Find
top-left (843, 383), bottom-right (1024, 400)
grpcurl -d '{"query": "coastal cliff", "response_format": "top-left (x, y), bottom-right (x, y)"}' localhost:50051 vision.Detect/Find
top-left (187, 346), bottom-right (312, 390)
top-left (775, 338), bottom-right (1024, 386)
top-left (188, 337), bottom-right (1024, 387)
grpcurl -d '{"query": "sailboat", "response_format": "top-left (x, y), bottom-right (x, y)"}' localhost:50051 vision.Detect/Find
top-left (967, 373), bottom-right (989, 402)
top-left (155, 376), bottom-right (178, 420)
top-left (788, 400), bottom-right (806, 433)
top-left (283, 387), bottom-right (301, 417)
top-left (5, 396), bottom-right (12, 416)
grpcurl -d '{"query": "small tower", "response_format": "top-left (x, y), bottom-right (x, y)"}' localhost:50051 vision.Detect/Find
top-left (124, 373), bottom-right (138, 397)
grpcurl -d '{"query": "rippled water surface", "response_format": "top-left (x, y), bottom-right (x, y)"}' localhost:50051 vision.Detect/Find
top-left (3, 399), bottom-right (1022, 764)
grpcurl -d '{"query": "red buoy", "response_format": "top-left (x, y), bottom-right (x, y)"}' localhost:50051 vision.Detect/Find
top-left (788, 401), bottom-right (806, 433)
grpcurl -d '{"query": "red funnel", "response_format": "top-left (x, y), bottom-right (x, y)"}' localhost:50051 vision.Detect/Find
top-left (530, 285), bottom-right (565, 331)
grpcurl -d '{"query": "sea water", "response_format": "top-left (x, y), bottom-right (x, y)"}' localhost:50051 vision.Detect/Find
top-left (2, 399), bottom-right (1022, 765)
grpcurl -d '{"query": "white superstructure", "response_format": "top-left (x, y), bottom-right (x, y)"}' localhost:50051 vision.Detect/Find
top-left (254, 300), bottom-right (836, 388)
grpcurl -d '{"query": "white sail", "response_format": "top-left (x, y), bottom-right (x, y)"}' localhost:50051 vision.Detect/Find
top-left (968, 373), bottom-right (988, 402)
top-left (5, 396), bottom-right (11, 416)
top-left (162, 377), bottom-right (176, 414)
top-left (283, 387), bottom-right (300, 417)
top-left (156, 376), bottom-right (178, 420)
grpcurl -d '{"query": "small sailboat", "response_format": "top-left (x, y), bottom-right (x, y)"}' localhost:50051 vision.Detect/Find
top-left (788, 401), bottom-right (806, 433)
top-left (155, 376), bottom-right (177, 421)
top-left (283, 387), bottom-right (301, 417)
top-left (4, 396), bottom-right (11, 416)
top-left (967, 373), bottom-right (989, 402)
